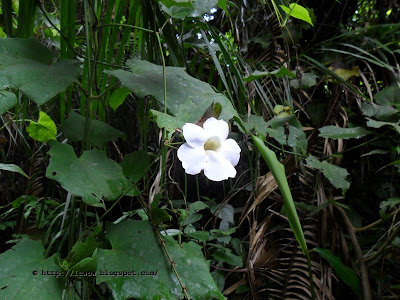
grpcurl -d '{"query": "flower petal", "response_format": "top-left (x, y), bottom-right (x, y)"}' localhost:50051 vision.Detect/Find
top-left (220, 139), bottom-right (241, 166)
top-left (182, 123), bottom-right (209, 148)
top-left (203, 117), bottom-right (229, 141)
top-left (177, 143), bottom-right (207, 175)
top-left (204, 151), bottom-right (236, 181)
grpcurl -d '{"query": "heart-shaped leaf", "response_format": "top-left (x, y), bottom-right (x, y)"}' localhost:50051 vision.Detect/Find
top-left (0, 90), bottom-right (17, 114)
top-left (46, 141), bottom-right (128, 206)
top-left (0, 38), bottom-right (81, 105)
top-left (0, 238), bottom-right (65, 300)
top-left (26, 111), bottom-right (57, 142)
top-left (96, 220), bottom-right (224, 300)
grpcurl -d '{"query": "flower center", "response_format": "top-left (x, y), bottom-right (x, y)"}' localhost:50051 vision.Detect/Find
top-left (204, 136), bottom-right (221, 151)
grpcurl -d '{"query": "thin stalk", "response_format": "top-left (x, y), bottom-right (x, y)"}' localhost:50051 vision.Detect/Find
top-left (306, 250), bottom-right (316, 300)
top-left (156, 31), bottom-right (168, 184)
top-left (336, 206), bottom-right (372, 300)
top-left (83, 0), bottom-right (93, 150)
top-left (97, 23), bottom-right (155, 34)
top-left (2, 0), bottom-right (13, 36)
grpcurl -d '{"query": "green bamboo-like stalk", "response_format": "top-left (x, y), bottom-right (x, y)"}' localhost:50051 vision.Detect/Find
top-left (2, 0), bottom-right (13, 36)
top-left (99, 0), bottom-right (142, 120)
top-left (96, 0), bottom-right (128, 120)
top-left (16, 0), bottom-right (37, 38)
top-left (82, 0), bottom-right (94, 151)
top-left (59, 0), bottom-right (76, 123)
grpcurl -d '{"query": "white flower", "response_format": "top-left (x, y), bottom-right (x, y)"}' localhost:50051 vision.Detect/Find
top-left (177, 117), bottom-right (241, 181)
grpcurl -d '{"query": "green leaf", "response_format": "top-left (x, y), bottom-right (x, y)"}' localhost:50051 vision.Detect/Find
top-left (211, 203), bottom-right (234, 224)
top-left (379, 198), bottom-right (400, 220)
top-left (244, 68), bottom-right (296, 82)
top-left (188, 201), bottom-right (208, 214)
top-left (120, 150), bottom-right (151, 183)
top-left (187, 231), bottom-right (209, 243)
top-left (264, 115), bottom-right (307, 154)
top-left (0, 163), bottom-right (28, 177)
top-left (287, 125), bottom-right (307, 155)
top-left (217, 0), bottom-right (227, 11)
top-left (0, 38), bottom-right (81, 105)
top-left (65, 236), bottom-right (100, 270)
top-left (183, 201), bottom-right (208, 226)
top-left (106, 59), bottom-right (237, 125)
top-left (26, 111), bottom-right (57, 142)
top-left (0, 238), bottom-right (65, 300)
top-left (318, 126), bottom-right (371, 139)
top-left (195, 102), bottom-right (222, 127)
top-left (150, 109), bottom-right (185, 139)
top-left (290, 72), bottom-right (318, 89)
top-left (360, 149), bottom-right (389, 157)
top-left (211, 270), bottom-right (225, 292)
top-left (46, 141), bottom-right (128, 206)
top-left (0, 90), bottom-right (17, 114)
top-left (96, 220), bottom-right (224, 300)
top-left (280, 3), bottom-right (313, 26)
top-left (159, 0), bottom-right (193, 19)
top-left (0, 27), bottom-right (6, 38)
top-left (159, 0), bottom-right (218, 19)
top-left (191, 0), bottom-right (218, 17)
top-left (150, 198), bottom-right (172, 226)
top-left (109, 87), bottom-right (131, 111)
top-left (62, 112), bottom-right (125, 148)
top-left (212, 246), bottom-right (243, 267)
top-left (305, 155), bottom-right (350, 194)
top-left (70, 252), bottom-right (97, 273)
top-left (361, 103), bottom-right (398, 121)
top-left (313, 248), bottom-right (361, 296)
top-left (365, 118), bottom-right (400, 134)
top-left (374, 84), bottom-right (400, 107)
top-left (242, 114), bottom-right (268, 136)
top-left (252, 135), bottom-right (308, 255)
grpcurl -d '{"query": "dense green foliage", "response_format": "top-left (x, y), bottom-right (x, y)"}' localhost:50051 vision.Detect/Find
top-left (0, 0), bottom-right (399, 299)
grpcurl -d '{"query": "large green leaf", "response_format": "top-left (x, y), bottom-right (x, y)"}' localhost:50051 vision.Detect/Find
top-left (366, 118), bottom-right (400, 134)
top-left (62, 112), bottom-right (125, 148)
top-left (0, 90), bottom-right (17, 114)
top-left (361, 85), bottom-right (400, 121)
top-left (0, 238), bottom-right (64, 300)
top-left (361, 103), bottom-right (398, 121)
top-left (313, 248), bottom-right (361, 296)
top-left (159, 0), bottom-right (217, 19)
top-left (305, 155), bottom-right (350, 194)
top-left (212, 245), bottom-right (243, 267)
top-left (0, 163), bottom-right (28, 177)
top-left (46, 141), bottom-right (128, 206)
top-left (242, 114), bottom-right (268, 136)
top-left (26, 111), bottom-right (57, 142)
top-left (96, 220), bottom-right (224, 300)
top-left (150, 110), bottom-right (185, 139)
top-left (379, 198), bottom-right (400, 220)
top-left (318, 126), bottom-right (371, 139)
top-left (109, 87), bottom-right (131, 111)
top-left (106, 59), bottom-right (237, 125)
top-left (374, 84), bottom-right (400, 107)
top-left (63, 236), bottom-right (99, 272)
top-left (120, 150), bottom-right (151, 183)
top-left (0, 38), bottom-right (81, 105)
top-left (280, 3), bottom-right (313, 26)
